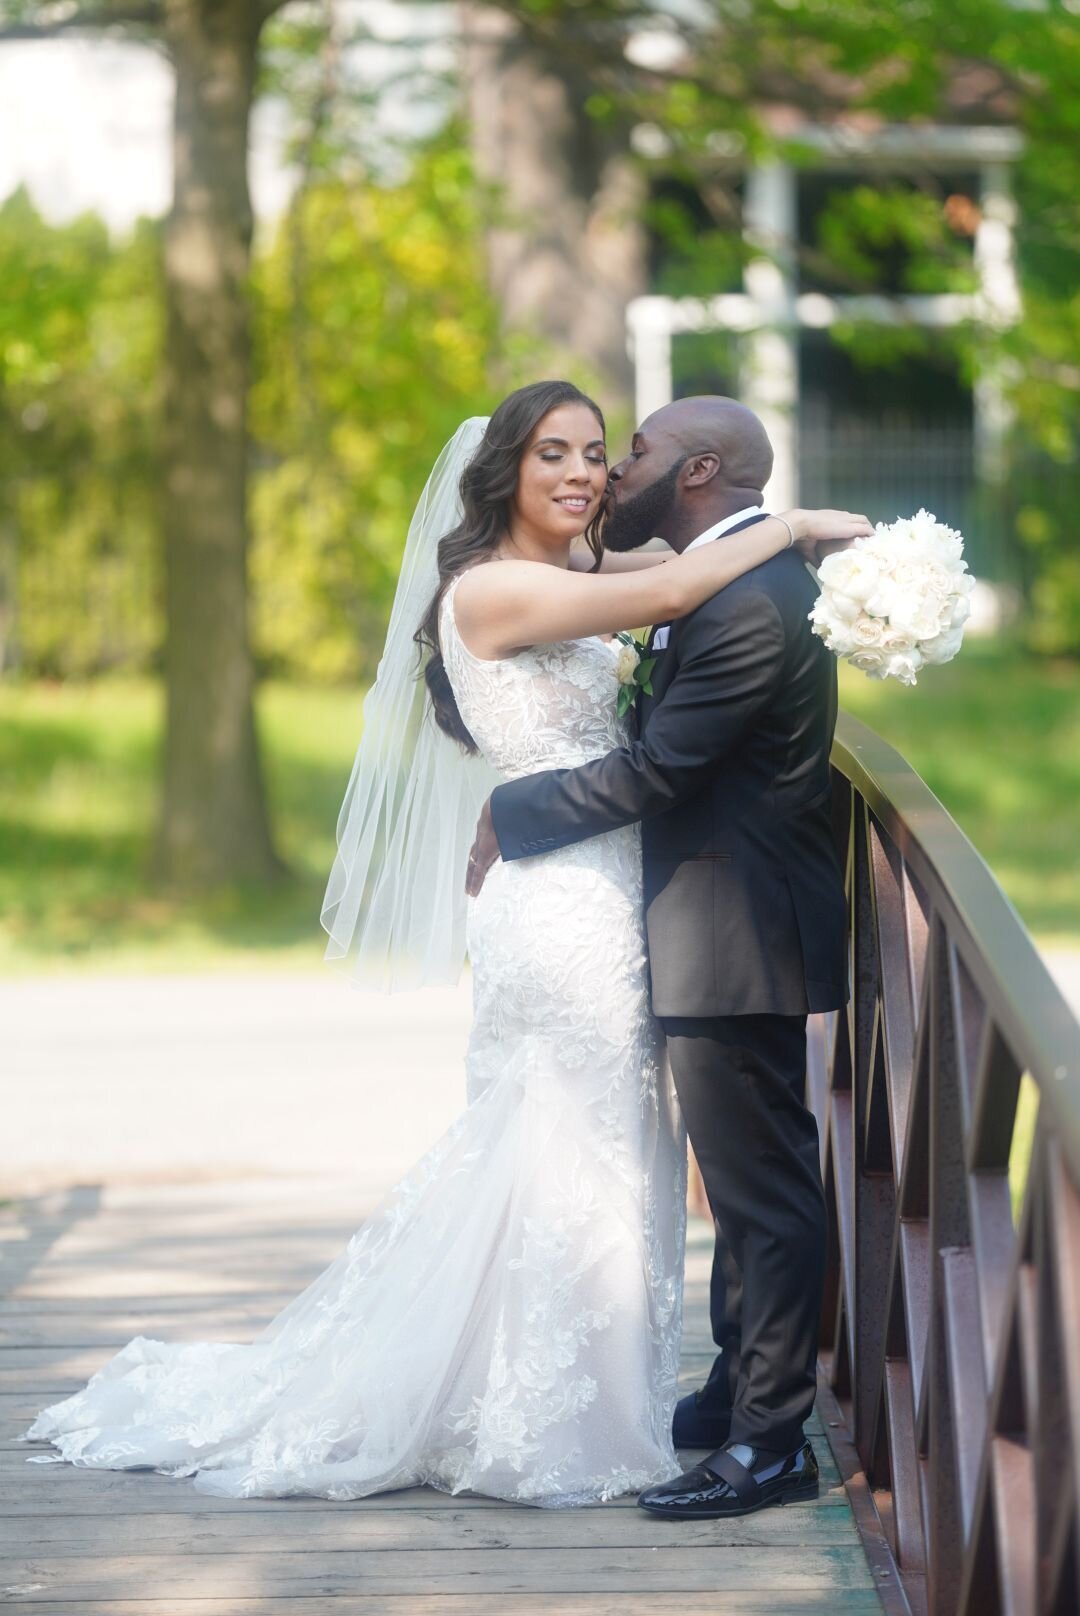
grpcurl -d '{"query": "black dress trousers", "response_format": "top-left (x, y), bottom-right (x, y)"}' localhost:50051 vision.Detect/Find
top-left (662, 1012), bottom-right (826, 1455)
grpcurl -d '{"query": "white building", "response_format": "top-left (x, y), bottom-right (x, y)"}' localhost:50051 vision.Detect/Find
top-left (628, 117), bottom-right (1022, 577)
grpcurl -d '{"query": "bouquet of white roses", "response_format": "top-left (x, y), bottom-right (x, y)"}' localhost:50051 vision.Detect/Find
top-left (809, 509), bottom-right (976, 685)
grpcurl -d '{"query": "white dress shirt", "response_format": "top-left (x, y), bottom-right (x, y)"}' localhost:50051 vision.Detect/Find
top-left (651, 506), bottom-right (765, 649)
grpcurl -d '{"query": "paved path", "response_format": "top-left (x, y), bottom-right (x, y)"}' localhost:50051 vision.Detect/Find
top-left (1, 975), bottom-right (473, 1198)
top-left (4, 948), bottom-right (1076, 1199)
top-left (0, 1182), bottom-right (882, 1615)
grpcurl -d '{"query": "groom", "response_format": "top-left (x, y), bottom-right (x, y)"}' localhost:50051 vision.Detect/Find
top-left (466, 395), bottom-right (849, 1519)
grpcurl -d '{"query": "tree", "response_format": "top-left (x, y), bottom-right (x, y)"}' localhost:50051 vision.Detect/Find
top-left (249, 132), bottom-right (503, 683)
top-left (0, 191), bottom-right (160, 678)
top-left (1, 0), bottom-right (287, 885)
top-left (461, 0), bottom-right (1080, 650)
top-left (459, 3), bottom-right (650, 417)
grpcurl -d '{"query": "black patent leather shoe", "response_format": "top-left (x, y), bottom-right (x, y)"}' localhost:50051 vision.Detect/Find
top-left (672, 1391), bottom-right (731, 1450)
top-left (639, 1439), bottom-right (819, 1519)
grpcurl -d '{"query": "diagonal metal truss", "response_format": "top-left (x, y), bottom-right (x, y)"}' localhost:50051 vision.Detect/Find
top-left (813, 715), bottom-right (1080, 1616)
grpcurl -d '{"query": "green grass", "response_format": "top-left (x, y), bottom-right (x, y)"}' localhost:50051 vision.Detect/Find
top-left (0, 641), bottom-right (1077, 971)
top-left (0, 680), bottom-right (365, 973)
top-left (838, 639), bottom-right (1080, 945)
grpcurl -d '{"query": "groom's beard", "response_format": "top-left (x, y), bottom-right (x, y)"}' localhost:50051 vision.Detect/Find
top-left (602, 458), bottom-right (686, 552)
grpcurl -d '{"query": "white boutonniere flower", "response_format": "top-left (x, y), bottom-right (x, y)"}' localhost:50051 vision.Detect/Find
top-left (613, 631), bottom-right (657, 718)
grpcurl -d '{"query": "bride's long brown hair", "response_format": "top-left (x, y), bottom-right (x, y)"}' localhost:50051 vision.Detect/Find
top-left (414, 380), bottom-right (607, 754)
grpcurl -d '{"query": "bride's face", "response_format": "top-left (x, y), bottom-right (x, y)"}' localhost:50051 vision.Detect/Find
top-left (511, 404), bottom-right (608, 546)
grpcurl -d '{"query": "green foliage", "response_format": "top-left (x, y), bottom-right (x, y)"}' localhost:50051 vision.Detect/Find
top-left (248, 133), bottom-right (503, 683)
top-left (0, 678), bottom-right (359, 971)
top-left (1, 648), bottom-right (1075, 970)
top-left (0, 138), bottom-right (507, 684)
top-left (0, 190), bottom-right (162, 677)
top-left (3, 0), bottom-right (1079, 674)
top-left (838, 640), bottom-right (1080, 943)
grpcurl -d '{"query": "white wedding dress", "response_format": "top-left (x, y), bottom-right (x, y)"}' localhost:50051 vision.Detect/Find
top-left (24, 574), bottom-right (687, 1507)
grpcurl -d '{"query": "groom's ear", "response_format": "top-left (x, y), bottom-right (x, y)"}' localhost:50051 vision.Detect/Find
top-left (681, 452), bottom-right (722, 488)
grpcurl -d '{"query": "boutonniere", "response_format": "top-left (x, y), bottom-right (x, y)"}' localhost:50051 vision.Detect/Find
top-left (613, 630), bottom-right (658, 719)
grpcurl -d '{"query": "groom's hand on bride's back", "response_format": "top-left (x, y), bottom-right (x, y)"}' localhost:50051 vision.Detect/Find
top-left (467, 798), bottom-right (501, 897)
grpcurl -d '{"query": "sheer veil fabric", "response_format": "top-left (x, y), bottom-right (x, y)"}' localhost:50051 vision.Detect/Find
top-left (23, 422), bottom-right (687, 1507)
top-left (320, 415), bottom-right (500, 989)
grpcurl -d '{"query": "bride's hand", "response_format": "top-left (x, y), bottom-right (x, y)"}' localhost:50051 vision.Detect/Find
top-left (786, 508), bottom-right (874, 566)
top-left (466, 799), bottom-right (500, 897)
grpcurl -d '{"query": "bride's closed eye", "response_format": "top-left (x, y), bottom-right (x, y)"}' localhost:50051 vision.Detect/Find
top-left (539, 452), bottom-right (607, 464)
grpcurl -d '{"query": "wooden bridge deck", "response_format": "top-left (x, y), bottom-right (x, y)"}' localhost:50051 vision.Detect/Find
top-left (0, 1177), bottom-right (884, 1615)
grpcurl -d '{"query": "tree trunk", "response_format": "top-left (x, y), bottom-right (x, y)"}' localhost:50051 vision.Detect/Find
top-left (154, 0), bottom-right (282, 886)
top-left (462, 5), bottom-right (647, 417)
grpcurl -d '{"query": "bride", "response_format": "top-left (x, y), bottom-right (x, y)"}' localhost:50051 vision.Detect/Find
top-left (23, 380), bottom-right (864, 1507)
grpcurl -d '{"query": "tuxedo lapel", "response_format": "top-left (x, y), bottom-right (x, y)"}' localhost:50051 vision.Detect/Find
top-left (639, 512), bottom-right (771, 732)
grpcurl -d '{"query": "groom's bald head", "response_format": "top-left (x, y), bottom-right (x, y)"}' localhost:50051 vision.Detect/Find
top-left (604, 396), bottom-right (775, 553)
top-left (647, 396), bottom-right (774, 491)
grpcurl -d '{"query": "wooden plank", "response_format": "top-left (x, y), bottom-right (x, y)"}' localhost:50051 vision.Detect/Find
top-left (0, 1179), bottom-right (879, 1615)
top-left (0, 1294), bottom-right (296, 1318)
top-left (0, 1309), bottom-right (283, 1349)
top-left (0, 1546), bottom-right (878, 1599)
top-left (0, 1502), bottom-right (861, 1555)
top-left (0, 1467), bottom-right (851, 1516)
top-left (0, 1596), bottom-right (889, 1615)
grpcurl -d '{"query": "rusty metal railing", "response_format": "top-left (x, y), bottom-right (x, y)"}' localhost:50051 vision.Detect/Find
top-left (808, 712), bottom-right (1080, 1616)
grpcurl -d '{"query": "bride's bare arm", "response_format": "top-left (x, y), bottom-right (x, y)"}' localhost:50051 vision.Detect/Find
top-left (567, 544), bottom-right (670, 574)
top-left (454, 510), bottom-right (873, 658)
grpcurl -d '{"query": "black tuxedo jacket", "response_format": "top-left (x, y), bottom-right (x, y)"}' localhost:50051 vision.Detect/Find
top-left (490, 519), bottom-right (850, 1019)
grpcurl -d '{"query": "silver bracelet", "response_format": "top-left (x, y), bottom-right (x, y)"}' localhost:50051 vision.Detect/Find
top-left (775, 514), bottom-right (796, 549)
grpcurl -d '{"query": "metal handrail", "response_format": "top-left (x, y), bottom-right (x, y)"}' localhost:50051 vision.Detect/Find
top-left (832, 712), bottom-right (1080, 1171)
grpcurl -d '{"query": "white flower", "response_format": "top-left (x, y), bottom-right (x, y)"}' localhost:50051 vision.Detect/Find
top-left (849, 648), bottom-right (888, 676)
top-left (863, 577), bottom-right (899, 619)
top-left (920, 624), bottom-right (966, 666)
top-left (817, 548), bottom-right (882, 605)
top-left (948, 594), bottom-right (972, 629)
top-left (884, 647), bottom-right (924, 685)
top-left (614, 642), bottom-right (639, 686)
top-left (887, 588), bottom-right (948, 642)
top-left (823, 620), bottom-right (858, 656)
top-left (851, 615), bottom-right (886, 649)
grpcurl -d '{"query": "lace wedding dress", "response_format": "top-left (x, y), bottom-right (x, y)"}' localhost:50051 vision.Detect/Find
top-left (23, 574), bottom-right (687, 1506)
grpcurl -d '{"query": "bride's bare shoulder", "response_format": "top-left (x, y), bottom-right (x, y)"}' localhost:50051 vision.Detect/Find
top-left (452, 559), bottom-right (536, 621)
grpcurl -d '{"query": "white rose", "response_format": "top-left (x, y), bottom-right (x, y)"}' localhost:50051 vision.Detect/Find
top-left (852, 615), bottom-right (886, 648)
top-left (948, 594), bottom-right (972, 629)
top-left (889, 558), bottom-right (926, 589)
top-left (614, 642), bottom-right (639, 685)
top-left (915, 559), bottom-right (954, 600)
top-left (849, 648), bottom-right (888, 677)
top-left (881, 625), bottom-right (917, 654)
top-left (818, 548), bottom-right (882, 605)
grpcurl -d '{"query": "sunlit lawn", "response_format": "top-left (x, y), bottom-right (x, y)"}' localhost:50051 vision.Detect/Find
top-left (838, 639), bottom-right (1080, 946)
top-left (0, 638), bottom-right (1077, 973)
top-left (0, 680), bottom-right (364, 973)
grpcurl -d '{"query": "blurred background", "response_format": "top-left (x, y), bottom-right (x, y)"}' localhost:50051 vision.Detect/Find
top-left (1, 0), bottom-right (1077, 1189)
